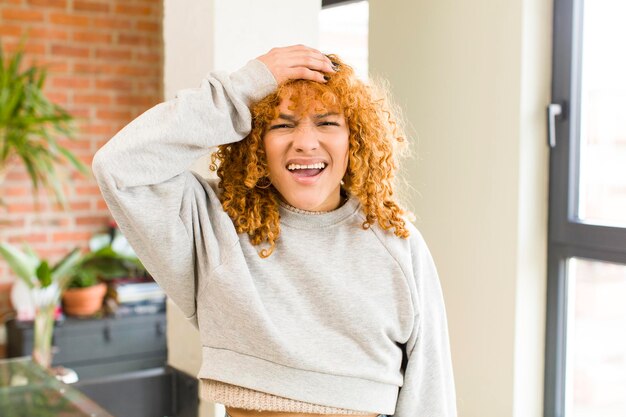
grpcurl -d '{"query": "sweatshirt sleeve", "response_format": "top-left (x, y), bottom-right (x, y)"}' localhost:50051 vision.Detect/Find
top-left (91, 59), bottom-right (277, 328)
top-left (394, 228), bottom-right (457, 417)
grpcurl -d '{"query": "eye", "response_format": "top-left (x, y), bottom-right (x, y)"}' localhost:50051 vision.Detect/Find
top-left (269, 124), bottom-right (293, 130)
top-left (318, 122), bottom-right (340, 127)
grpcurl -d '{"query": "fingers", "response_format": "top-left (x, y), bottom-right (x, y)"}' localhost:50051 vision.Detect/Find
top-left (257, 45), bottom-right (336, 84)
top-left (285, 66), bottom-right (327, 83)
top-left (289, 53), bottom-right (335, 74)
top-left (283, 45), bottom-right (335, 72)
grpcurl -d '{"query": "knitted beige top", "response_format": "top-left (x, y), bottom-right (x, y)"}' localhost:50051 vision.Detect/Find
top-left (200, 379), bottom-right (374, 414)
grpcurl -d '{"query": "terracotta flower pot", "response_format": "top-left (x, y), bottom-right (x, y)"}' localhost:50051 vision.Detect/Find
top-left (62, 282), bottom-right (107, 317)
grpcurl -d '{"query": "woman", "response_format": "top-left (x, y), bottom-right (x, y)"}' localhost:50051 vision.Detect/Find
top-left (93, 45), bottom-right (457, 417)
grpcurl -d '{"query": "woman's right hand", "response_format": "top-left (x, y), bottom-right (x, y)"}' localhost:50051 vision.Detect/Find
top-left (256, 44), bottom-right (336, 84)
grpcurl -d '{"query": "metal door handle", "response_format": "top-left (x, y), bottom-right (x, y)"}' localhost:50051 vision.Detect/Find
top-left (547, 103), bottom-right (563, 148)
top-left (103, 324), bottom-right (112, 342)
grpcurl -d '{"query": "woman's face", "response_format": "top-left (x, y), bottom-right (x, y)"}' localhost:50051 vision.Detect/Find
top-left (263, 96), bottom-right (350, 212)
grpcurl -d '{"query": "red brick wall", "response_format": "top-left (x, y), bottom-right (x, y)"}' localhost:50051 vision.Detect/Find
top-left (0, 0), bottom-right (163, 355)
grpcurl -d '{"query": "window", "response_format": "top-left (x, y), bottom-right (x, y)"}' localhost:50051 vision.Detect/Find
top-left (319, 0), bottom-right (368, 80)
top-left (545, 1), bottom-right (626, 417)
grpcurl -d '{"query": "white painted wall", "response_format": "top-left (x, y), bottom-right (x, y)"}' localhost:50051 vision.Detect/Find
top-left (163, 0), bottom-right (214, 101)
top-left (212, 0), bottom-right (320, 72)
top-left (163, 1), bottom-right (320, 416)
top-left (369, 1), bottom-right (552, 416)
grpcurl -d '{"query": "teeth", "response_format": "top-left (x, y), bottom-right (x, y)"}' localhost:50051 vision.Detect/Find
top-left (287, 162), bottom-right (326, 171)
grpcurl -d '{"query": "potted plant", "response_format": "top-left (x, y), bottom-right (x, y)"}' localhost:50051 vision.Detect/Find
top-left (0, 242), bottom-right (82, 369)
top-left (62, 225), bottom-right (146, 317)
top-left (0, 36), bottom-right (89, 210)
top-left (61, 264), bottom-right (108, 317)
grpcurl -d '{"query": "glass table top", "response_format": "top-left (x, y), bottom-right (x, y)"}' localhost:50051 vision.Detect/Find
top-left (0, 356), bottom-right (114, 417)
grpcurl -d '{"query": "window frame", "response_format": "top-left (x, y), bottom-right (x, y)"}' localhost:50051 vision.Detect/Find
top-left (321, 0), bottom-right (363, 9)
top-left (545, 0), bottom-right (626, 416)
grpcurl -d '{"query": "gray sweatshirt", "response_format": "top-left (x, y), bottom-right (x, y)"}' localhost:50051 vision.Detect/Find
top-left (92, 59), bottom-right (457, 416)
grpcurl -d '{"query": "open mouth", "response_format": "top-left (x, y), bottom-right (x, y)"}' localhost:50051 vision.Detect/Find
top-left (286, 162), bottom-right (327, 179)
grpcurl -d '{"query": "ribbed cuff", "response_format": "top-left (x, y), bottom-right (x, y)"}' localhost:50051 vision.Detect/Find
top-left (199, 378), bottom-right (373, 414)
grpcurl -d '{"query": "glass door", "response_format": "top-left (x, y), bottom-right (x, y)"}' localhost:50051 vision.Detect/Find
top-left (546, 1), bottom-right (626, 417)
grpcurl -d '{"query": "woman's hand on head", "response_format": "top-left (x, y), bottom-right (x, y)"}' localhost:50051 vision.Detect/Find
top-left (256, 44), bottom-right (336, 84)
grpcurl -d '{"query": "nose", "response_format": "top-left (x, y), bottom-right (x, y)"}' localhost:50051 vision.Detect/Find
top-left (292, 125), bottom-right (319, 152)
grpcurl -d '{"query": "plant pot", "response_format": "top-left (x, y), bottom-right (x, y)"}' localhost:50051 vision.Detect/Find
top-left (62, 282), bottom-right (107, 317)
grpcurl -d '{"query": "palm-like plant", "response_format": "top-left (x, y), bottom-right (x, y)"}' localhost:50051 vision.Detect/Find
top-left (0, 35), bottom-right (89, 209)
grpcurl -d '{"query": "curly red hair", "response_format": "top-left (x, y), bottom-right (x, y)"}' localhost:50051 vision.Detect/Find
top-left (210, 54), bottom-right (412, 258)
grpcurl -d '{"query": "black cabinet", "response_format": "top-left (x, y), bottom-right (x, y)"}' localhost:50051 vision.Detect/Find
top-left (74, 365), bottom-right (199, 417)
top-left (6, 313), bottom-right (167, 379)
top-left (6, 313), bottom-right (198, 417)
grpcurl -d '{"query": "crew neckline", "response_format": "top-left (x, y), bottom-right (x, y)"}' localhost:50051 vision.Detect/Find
top-left (278, 195), bottom-right (361, 229)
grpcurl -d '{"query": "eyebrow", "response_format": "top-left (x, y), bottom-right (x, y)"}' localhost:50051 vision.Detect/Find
top-left (276, 112), bottom-right (340, 121)
top-left (276, 113), bottom-right (296, 121)
top-left (314, 112), bottom-right (340, 119)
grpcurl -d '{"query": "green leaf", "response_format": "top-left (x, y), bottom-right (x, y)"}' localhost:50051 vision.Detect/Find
top-left (0, 242), bottom-right (38, 288)
top-left (88, 233), bottom-right (112, 252)
top-left (36, 260), bottom-right (52, 288)
top-left (20, 151), bottom-right (40, 190)
top-left (22, 244), bottom-right (40, 261)
top-left (68, 269), bottom-right (100, 288)
top-left (57, 146), bottom-right (90, 176)
top-left (52, 248), bottom-right (83, 289)
top-left (0, 77), bottom-right (24, 122)
top-left (47, 168), bottom-right (69, 209)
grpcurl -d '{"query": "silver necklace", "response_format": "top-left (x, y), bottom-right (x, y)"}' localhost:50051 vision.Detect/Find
top-left (280, 197), bottom-right (348, 215)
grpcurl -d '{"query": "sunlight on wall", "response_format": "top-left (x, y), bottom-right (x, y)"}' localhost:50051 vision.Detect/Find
top-left (319, 1), bottom-right (368, 80)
